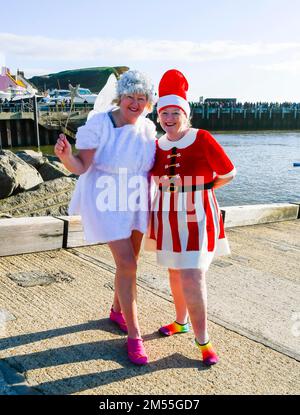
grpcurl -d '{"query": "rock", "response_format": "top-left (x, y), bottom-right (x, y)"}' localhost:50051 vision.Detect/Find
top-left (44, 155), bottom-right (60, 163)
top-left (0, 150), bottom-right (44, 199)
top-left (15, 150), bottom-right (47, 169)
top-left (37, 160), bottom-right (75, 181)
top-left (0, 176), bottom-right (76, 217)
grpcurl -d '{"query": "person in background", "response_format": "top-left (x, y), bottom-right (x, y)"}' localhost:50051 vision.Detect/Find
top-left (54, 70), bottom-right (156, 365)
top-left (145, 69), bottom-right (236, 366)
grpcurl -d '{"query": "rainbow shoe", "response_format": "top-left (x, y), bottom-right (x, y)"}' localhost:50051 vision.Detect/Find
top-left (127, 337), bottom-right (148, 365)
top-left (109, 307), bottom-right (128, 333)
top-left (195, 338), bottom-right (219, 366)
top-left (159, 321), bottom-right (189, 336)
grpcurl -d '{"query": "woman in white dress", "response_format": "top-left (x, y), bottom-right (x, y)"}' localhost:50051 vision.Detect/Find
top-left (54, 70), bottom-right (156, 365)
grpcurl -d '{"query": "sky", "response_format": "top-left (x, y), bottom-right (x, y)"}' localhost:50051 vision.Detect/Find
top-left (1, 0), bottom-right (300, 102)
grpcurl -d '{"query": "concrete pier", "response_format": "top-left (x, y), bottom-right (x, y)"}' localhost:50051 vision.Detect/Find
top-left (1, 104), bottom-right (300, 148)
top-left (0, 204), bottom-right (299, 395)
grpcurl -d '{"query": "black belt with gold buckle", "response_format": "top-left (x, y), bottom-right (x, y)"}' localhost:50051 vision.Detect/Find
top-left (159, 181), bottom-right (214, 193)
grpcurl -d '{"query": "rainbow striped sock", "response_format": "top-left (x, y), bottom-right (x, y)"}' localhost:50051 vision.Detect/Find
top-left (159, 321), bottom-right (189, 336)
top-left (195, 338), bottom-right (219, 366)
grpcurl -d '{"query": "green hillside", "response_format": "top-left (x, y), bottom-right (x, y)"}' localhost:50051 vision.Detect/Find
top-left (29, 66), bottom-right (129, 93)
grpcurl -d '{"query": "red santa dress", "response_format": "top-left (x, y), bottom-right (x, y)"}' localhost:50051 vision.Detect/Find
top-left (144, 128), bottom-right (236, 271)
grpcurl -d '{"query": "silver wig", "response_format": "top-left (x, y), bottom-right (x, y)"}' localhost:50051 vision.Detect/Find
top-left (116, 70), bottom-right (156, 105)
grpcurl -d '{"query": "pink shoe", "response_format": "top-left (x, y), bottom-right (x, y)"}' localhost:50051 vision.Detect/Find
top-left (127, 337), bottom-right (148, 365)
top-left (109, 307), bottom-right (128, 333)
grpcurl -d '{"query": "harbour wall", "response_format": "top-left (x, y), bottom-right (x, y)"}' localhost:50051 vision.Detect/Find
top-left (0, 202), bottom-right (299, 257)
top-left (0, 117), bottom-right (58, 148)
top-left (1, 107), bottom-right (300, 148)
top-left (190, 108), bottom-right (300, 130)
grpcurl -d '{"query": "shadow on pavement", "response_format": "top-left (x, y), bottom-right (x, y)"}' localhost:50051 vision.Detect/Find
top-left (0, 318), bottom-right (209, 394)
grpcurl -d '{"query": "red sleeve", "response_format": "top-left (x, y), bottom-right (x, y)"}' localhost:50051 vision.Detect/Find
top-left (201, 130), bottom-right (236, 177)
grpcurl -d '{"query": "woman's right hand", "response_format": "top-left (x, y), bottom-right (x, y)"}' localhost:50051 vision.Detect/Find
top-left (54, 133), bottom-right (72, 160)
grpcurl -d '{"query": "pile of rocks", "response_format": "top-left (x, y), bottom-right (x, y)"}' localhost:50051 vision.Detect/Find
top-left (0, 150), bottom-right (77, 217)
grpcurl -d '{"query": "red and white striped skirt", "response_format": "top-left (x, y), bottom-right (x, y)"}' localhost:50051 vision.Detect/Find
top-left (144, 187), bottom-right (230, 270)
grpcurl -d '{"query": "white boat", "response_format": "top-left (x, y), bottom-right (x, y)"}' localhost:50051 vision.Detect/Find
top-left (11, 92), bottom-right (34, 101)
top-left (0, 90), bottom-right (11, 100)
top-left (73, 88), bottom-right (98, 104)
top-left (48, 88), bottom-right (97, 105)
top-left (7, 85), bottom-right (30, 101)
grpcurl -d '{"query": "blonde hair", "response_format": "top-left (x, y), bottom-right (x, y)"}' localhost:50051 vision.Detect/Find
top-left (157, 107), bottom-right (191, 127)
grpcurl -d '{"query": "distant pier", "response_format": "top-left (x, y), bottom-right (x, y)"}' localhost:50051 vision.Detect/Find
top-left (0, 102), bottom-right (92, 147)
top-left (1, 102), bottom-right (300, 148)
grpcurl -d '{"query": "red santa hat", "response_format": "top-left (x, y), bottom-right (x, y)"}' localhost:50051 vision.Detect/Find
top-left (157, 69), bottom-right (190, 117)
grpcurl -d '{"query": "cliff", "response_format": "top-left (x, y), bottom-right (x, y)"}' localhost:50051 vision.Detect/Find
top-left (29, 66), bottom-right (129, 93)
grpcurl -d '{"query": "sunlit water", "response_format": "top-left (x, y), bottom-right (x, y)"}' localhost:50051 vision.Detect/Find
top-left (213, 131), bottom-right (300, 206)
top-left (11, 131), bottom-right (300, 207)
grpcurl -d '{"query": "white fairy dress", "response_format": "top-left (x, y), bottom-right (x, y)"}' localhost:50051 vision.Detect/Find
top-left (68, 111), bottom-right (156, 243)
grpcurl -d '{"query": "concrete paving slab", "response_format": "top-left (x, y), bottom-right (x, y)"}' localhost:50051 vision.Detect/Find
top-left (0, 225), bottom-right (299, 395)
top-left (72, 220), bottom-right (300, 362)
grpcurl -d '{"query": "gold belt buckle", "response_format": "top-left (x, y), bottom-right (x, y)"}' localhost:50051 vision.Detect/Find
top-left (167, 185), bottom-right (178, 193)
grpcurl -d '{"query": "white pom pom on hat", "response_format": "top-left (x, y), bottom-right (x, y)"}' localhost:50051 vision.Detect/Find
top-left (157, 69), bottom-right (190, 117)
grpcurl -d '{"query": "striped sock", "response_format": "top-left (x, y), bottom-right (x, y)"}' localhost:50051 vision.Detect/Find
top-left (159, 321), bottom-right (189, 336)
top-left (195, 338), bottom-right (219, 366)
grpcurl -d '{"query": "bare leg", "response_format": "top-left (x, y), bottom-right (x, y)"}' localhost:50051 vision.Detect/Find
top-left (130, 230), bottom-right (144, 261)
top-left (168, 269), bottom-right (189, 324)
top-left (109, 232), bottom-right (143, 339)
top-left (112, 231), bottom-right (143, 313)
top-left (180, 269), bottom-right (209, 344)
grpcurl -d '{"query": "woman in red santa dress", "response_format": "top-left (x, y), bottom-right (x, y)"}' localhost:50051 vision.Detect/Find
top-left (145, 69), bottom-right (236, 365)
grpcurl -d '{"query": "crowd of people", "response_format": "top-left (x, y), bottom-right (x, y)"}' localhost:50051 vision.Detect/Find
top-left (190, 100), bottom-right (300, 110)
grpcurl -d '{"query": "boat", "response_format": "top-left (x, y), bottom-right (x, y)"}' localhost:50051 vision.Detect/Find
top-left (293, 162), bottom-right (300, 167)
top-left (0, 90), bottom-right (11, 100)
top-left (47, 87), bottom-right (97, 105)
top-left (73, 87), bottom-right (98, 104)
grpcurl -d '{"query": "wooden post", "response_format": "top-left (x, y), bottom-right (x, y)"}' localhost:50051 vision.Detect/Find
top-left (33, 95), bottom-right (40, 151)
top-left (44, 127), bottom-right (50, 145)
top-left (16, 120), bottom-right (22, 146)
top-left (25, 120), bottom-right (31, 146)
top-left (6, 120), bottom-right (12, 148)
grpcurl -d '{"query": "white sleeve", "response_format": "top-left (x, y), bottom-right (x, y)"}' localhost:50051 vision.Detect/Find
top-left (75, 112), bottom-right (105, 150)
top-left (145, 118), bottom-right (157, 138)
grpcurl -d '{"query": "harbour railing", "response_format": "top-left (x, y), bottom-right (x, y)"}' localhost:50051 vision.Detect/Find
top-left (0, 101), bottom-right (94, 114)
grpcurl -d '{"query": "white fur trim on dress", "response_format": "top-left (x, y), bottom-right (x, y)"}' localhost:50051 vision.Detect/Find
top-left (217, 167), bottom-right (237, 179)
top-left (144, 236), bottom-right (231, 270)
top-left (158, 128), bottom-right (198, 150)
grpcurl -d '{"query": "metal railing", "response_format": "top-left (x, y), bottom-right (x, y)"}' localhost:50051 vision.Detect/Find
top-left (0, 101), bottom-right (94, 114)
